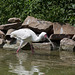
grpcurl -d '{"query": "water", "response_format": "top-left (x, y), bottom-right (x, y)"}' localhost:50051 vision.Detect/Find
top-left (0, 49), bottom-right (75, 75)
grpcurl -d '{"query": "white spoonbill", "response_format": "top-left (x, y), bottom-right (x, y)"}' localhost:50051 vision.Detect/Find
top-left (10, 28), bottom-right (54, 53)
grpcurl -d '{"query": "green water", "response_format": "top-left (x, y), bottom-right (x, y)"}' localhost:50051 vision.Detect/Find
top-left (0, 49), bottom-right (75, 75)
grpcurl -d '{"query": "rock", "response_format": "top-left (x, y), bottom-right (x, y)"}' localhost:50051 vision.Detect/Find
top-left (0, 30), bottom-right (5, 47)
top-left (32, 43), bottom-right (52, 54)
top-left (53, 22), bottom-right (75, 34)
top-left (0, 39), bottom-right (5, 48)
top-left (0, 39), bottom-right (4, 44)
top-left (60, 38), bottom-right (75, 51)
top-left (72, 35), bottom-right (75, 41)
top-left (0, 30), bottom-right (5, 39)
top-left (33, 43), bottom-right (51, 50)
top-left (6, 29), bottom-right (15, 35)
top-left (0, 22), bottom-right (22, 30)
top-left (50, 34), bottom-right (73, 41)
top-left (6, 29), bottom-right (15, 40)
top-left (22, 16), bottom-right (53, 35)
top-left (8, 18), bottom-right (21, 23)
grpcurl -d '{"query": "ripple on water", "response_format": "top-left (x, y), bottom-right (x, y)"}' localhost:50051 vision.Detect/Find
top-left (0, 49), bottom-right (75, 75)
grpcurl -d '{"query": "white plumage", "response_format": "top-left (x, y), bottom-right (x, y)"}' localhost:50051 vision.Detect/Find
top-left (10, 28), bottom-right (52, 53)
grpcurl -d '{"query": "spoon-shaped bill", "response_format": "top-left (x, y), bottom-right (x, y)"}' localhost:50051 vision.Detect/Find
top-left (44, 34), bottom-right (54, 48)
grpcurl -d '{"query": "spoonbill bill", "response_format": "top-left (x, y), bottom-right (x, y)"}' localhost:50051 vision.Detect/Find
top-left (10, 28), bottom-right (54, 53)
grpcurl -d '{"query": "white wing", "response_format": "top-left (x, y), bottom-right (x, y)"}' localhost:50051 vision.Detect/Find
top-left (10, 29), bottom-right (31, 40)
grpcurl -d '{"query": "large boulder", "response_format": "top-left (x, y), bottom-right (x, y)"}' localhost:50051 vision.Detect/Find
top-left (0, 39), bottom-right (5, 48)
top-left (5, 29), bottom-right (16, 44)
top-left (22, 16), bottom-right (53, 35)
top-left (32, 43), bottom-right (52, 54)
top-left (60, 38), bottom-right (75, 51)
top-left (50, 22), bottom-right (75, 41)
top-left (0, 30), bottom-right (5, 46)
top-left (53, 22), bottom-right (75, 34)
top-left (0, 39), bottom-right (4, 44)
top-left (50, 34), bottom-right (73, 41)
top-left (0, 30), bottom-right (5, 39)
top-left (0, 22), bottom-right (22, 30)
top-left (5, 29), bottom-right (15, 40)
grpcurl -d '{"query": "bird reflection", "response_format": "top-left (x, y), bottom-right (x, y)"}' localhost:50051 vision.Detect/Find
top-left (9, 52), bottom-right (45, 75)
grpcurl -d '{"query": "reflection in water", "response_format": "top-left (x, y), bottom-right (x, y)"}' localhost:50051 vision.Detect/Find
top-left (60, 51), bottom-right (75, 65)
top-left (0, 49), bottom-right (75, 75)
top-left (9, 63), bottom-right (43, 75)
top-left (9, 53), bottom-right (45, 75)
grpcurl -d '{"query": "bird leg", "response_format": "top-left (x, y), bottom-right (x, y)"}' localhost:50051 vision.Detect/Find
top-left (30, 43), bottom-right (35, 54)
top-left (16, 40), bottom-right (23, 53)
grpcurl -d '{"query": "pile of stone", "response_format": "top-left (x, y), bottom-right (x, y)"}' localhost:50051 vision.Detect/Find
top-left (0, 16), bottom-right (75, 52)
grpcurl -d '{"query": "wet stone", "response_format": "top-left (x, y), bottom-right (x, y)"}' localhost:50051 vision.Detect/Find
top-left (60, 38), bottom-right (75, 51)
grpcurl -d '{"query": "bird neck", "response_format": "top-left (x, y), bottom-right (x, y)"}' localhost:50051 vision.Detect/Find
top-left (34, 33), bottom-right (43, 42)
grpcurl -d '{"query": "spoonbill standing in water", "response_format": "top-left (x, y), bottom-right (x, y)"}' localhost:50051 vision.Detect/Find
top-left (10, 28), bottom-right (54, 53)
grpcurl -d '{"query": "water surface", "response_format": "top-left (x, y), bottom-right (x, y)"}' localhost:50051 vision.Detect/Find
top-left (0, 49), bottom-right (75, 75)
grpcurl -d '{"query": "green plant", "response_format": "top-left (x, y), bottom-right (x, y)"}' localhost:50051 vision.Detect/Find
top-left (0, 0), bottom-right (74, 26)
